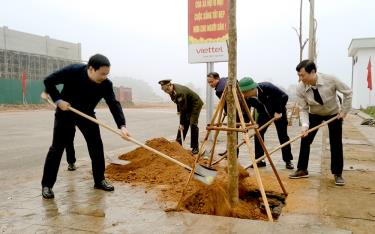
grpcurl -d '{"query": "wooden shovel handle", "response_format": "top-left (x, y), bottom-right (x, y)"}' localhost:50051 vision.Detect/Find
top-left (41, 92), bottom-right (193, 171)
top-left (245, 115), bottom-right (339, 169)
top-left (271, 115), bottom-right (339, 155)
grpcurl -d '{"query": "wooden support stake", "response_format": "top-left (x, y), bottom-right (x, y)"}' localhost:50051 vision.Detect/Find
top-left (236, 84), bottom-right (288, 196)
top-left (232, 87), bottom-right (273, 221)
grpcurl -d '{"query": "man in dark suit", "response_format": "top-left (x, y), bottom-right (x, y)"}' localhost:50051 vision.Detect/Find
top-left (159, 79), bottom-right (203, 155)
top-left (41, 54), bottom-right (130, 199)
top-left (206, 72), bottom-right (239, 157)
top-left (239, 77), bottom-right (294, 169)
top-left (65, 132), bottom-right (77, 171)
top-left (207, 72), bottom-right (227, 99)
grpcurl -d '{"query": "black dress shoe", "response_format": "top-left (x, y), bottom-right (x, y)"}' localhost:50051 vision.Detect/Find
top-left (192, 147), bottom-right (199, 155)
top-left (94, 180), bottom-right (114, 191)
top-left (250, 160), bottom-right (266, 168)
top-left (285, 161), bottom-right (294, 169)
top-left (67, 163), bottom-right (77, 171)
top-left (42, 187), bottom-right (54, 199)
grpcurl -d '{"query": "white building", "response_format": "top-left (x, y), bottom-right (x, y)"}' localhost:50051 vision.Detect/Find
top-left (348, 38), bottom-right (375, 109)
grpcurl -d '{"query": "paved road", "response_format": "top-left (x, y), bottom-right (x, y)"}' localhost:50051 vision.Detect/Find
top-left (0, 108), bottom-right (203, 186)
top-left (1, 107), bottom-right (357, 233)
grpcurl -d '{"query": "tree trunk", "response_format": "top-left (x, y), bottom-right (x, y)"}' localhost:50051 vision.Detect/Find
top-left (227, 0), bottom-right (239, 206)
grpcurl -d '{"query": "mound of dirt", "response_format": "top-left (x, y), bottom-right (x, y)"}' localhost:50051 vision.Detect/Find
top-left (105, 138), bottom-right (283, 220)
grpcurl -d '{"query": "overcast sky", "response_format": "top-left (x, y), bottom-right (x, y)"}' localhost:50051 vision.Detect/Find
top-left (1, 0), bottom-right (374, 96)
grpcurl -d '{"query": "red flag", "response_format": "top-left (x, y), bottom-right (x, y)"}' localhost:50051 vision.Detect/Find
top-left (368, 57), bottom-right (372, 91)
top-left (22, 71), bottom-right (27, 97)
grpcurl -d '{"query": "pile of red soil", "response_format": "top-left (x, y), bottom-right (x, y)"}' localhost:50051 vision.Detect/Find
top-left (106, 138), bottom-right (283, 220)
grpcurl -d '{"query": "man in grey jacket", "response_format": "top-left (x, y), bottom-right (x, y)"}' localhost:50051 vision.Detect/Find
top-left (289, 60), bottom-right (352, 186)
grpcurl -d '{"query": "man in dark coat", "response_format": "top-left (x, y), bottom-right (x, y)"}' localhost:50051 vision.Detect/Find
top-left (41, 54), bottom-right (130, 199)
top-left (159, 79), bottom-right (203, 155)
top-left (239, 77), bottom-right (294, 169)
top-left (207, 72), bottom-right (227, 99)
top-left (206, 72), bottom-right (239, 157)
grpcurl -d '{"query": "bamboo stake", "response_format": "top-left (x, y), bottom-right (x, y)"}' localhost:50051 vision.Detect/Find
top-left (206, 126), bottom-right (247, 132)
top-left (236, 84), bottom-right (287, 196)
top-left (232, 87), bottom-right (273, 221)
top-left (208, 111), bottom-right (226, 166)
top-left (211, 117), bottom-right (275, 166)
top-left (197, 87), bottom-right (228, 158)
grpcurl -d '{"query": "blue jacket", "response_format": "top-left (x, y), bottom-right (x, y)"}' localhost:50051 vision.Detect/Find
top-left (215, 77), bottom-right (228, 98)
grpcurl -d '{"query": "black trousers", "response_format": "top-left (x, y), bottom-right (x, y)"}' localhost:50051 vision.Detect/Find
top-left (65, 128), bottom-right (76, 164)
top-left (297, 113), bottom-right (343, 175)
top-left (254, 109), bottom-right (293, 162)
top-left (176, 106), bottom-right (202, 149)
top-left (41, 111), bottom-right (105, 188)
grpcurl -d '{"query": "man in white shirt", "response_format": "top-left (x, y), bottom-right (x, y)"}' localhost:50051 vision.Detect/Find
top-left (289, 60), bottom-right (352, 186)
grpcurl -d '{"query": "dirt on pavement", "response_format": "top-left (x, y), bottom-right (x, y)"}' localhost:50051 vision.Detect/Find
top-left (105, 138), bottom-right (286, 220)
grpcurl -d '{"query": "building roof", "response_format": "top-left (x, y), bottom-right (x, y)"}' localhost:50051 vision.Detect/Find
top-left (348, 37), bottom-right (375, 57)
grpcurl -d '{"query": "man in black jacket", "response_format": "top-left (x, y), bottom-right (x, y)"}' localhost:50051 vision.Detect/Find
top-left (206, 72), bottom-right (239, 157)
top-left (65, 134), bottom-right (77, 171)
top-left (239, 77), bottom-right (294, 169)
top-left (207, 72), bottom-right (227, 99)
top-left (44, 90), bottom-right (77, 171)
top-left (41, 54), bottom-right (130, 199)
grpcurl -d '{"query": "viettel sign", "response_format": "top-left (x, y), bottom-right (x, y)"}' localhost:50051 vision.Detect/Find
top-left (188, 0), bottom-right (229, 63)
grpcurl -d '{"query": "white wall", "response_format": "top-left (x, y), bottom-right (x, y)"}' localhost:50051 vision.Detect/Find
top-left (0, 26), bottom-right (81, 61)
top-left (352, 48), bottom-right (375, 108)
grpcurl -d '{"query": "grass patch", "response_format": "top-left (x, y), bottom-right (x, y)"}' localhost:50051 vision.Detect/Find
top-left (362, 106), bottom-right (375, 118)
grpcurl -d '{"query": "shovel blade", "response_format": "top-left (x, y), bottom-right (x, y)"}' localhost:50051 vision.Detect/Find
top-left (196, 164), bottom-right (217, 177)
top-left (108, 159), bottom-right (130, 166)
top-left (105, 153), bottom-right (130, 165)
top-left (193, 174), bottom-right (214, 185)
top-left (191, 164), bottom-right (217, 185)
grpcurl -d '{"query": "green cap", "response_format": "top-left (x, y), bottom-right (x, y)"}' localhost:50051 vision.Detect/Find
top-left (239, 77), bottom-right (257, 92)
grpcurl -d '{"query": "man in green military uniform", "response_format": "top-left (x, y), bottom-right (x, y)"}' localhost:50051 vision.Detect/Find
top-left (159, 79), bottom-right (203, 155)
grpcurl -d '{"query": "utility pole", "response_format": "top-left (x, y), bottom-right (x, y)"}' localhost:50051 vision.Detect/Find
top-left (206, 62), bottom-right (214, 141)
top-left (308, 0), bottom-right (316, 61)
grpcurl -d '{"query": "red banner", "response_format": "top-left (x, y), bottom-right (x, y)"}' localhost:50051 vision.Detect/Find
top-left (188, 0), bottom-right (228, 41)
top-left (22, 71), bottom-right (27, 97)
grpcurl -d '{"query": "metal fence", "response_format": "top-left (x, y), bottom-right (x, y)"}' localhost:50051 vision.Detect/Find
top-left (0, 49), bottom-right (80, 104)
top-left (0, 49), bottom-right (80, 81)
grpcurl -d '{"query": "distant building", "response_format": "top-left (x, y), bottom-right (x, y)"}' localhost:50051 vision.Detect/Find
top-left (114, 86), bottom-right (132, 103)
top-left (348, 38), bottom-right (375, 109)
top-left (0, 26), bottom-right (81, 104)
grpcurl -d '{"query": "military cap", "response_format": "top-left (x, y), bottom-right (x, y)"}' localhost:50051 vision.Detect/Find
top-left (158, 79), bottom-right (172, 86)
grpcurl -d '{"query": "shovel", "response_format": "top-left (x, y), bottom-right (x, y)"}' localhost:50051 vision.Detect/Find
top-left (127, 137), bottom-right (217, 185)
top-left (244, 115), bottom-right (339, 170)
top-left (211, 117), bottom-right (276, 166)
top-left (41, 92), bottom-right (216, 184)
top-left (179, 127), bottom-right (186, 149)
top-left (41, 92), bottom-right (130, 166)
top-left (105, 152), bottom-right (130, 166)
